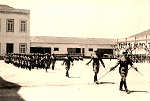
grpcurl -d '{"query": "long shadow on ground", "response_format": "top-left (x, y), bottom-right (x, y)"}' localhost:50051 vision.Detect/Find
top-left (99, 82), bottom-right (115, 84)
top-left (120, 90), bottom-right (149, 94)
top-left (128, 90), bottom-right (149, 94)
top-left (0, 76), bottom-right (24, 101)
top-left (88, 81), bottom-right (115, 85)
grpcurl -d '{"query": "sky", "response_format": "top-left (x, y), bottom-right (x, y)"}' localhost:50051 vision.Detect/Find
top-left (1, 0), bottom-right (150, 38)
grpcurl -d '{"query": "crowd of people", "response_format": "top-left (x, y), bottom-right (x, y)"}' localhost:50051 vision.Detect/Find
top-left (4, 53), bottom-right (83, 77)
top-left (4, 53), bottom-right (57, 72)
top-left (114, 43), bottom-right (150, 63)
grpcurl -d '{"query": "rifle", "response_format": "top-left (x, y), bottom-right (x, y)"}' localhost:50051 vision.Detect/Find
top-left (128, 66), bottom-right (143, 76)
top-left (98, 70), bottom-right (111, 80)
top-left (98, 67), bottom-right (114, 80)
top-left (98, 66), bottom-right (143, 80)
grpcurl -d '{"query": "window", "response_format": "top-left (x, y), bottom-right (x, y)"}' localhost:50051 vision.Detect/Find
top-left (19, 43), bottom-right (27, 53)
top-left (97, 49), bottom-right (113, 54)
top-left (88, 48), bottom-right (93, 52)
top-left (76, 48), bottom-right (81, 53)
top-left (20, 20), bottom-right (27, 32)
top-left (67, 48), bottom-right (81, 54)
top-left (54, 48), bottom-right (59, 51)
top-left (6, 19), bottom-right (14, 32)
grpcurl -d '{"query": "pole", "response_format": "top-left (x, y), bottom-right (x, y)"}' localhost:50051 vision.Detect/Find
top-left (146, 34), bottom-right (148, 62)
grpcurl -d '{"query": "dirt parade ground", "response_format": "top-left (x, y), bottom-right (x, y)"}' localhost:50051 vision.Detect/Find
top-left (0, 59), bottom-right (150, 101)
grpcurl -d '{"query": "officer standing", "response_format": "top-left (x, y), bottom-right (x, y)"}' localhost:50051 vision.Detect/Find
top-left (110, 51), bottom-right (138, 94)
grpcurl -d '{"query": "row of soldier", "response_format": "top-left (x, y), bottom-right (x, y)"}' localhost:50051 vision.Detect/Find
top-left (4, 53), bottom-right (83, 72)
top-left (4, 53), bottom-right (57, 72)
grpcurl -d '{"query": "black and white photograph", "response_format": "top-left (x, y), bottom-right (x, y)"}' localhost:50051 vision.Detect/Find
top-left (0, 0), bottom-right (150, 101)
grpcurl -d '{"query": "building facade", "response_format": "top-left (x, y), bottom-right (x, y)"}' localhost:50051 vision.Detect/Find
top-left (30, 36), bottom-right (115, 57)
top-left (0, 5), bottom-right (30, 55)
top-left (0, 5), bottom-right (115, 57)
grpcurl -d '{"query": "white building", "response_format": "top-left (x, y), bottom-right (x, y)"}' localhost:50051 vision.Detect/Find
top-left (0, 5), bottom-right (115, 57)
top-left (0, 5), bottom-right (30, 55)
top-left (30, 36), bottom-right (115, 57)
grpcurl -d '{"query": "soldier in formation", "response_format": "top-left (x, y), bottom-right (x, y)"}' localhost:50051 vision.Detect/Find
top-left (50, 54), bottom-right (56, 70)
top-left (4, 53), bottom-right (54, 72)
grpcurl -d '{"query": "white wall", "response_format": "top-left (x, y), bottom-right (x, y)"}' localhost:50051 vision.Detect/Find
top-left (0, 10), bottom-right (30, 55)
top-left (31, 42), bottom-right (113, 56)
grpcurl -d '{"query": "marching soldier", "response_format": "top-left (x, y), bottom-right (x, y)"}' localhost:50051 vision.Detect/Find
top-left (110, 51), bottom-right (138, 94)
top-left (4, 53), bottom-right (11, 64)
top-left (44, 54), bottom-right (51, 72)
top-left (86, 51), bottom-right (105, 84)
top-left (62, 55), bottom-right (74, 78)
top-left (51, 54), bottom-right (56, 70)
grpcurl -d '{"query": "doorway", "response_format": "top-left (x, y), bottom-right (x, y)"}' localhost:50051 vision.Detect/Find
top-left (6, 43), bottom-right (14, 54)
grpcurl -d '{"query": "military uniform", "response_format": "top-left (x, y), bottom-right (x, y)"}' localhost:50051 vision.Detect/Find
top-left (62, 56), bottom-right (74, 78)
top-left (51, 54), bottom-right (56, 70)
top-left (110, 52), bottom-right (138, 94)
top-left (86, 52), bottom-right (105, 84)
